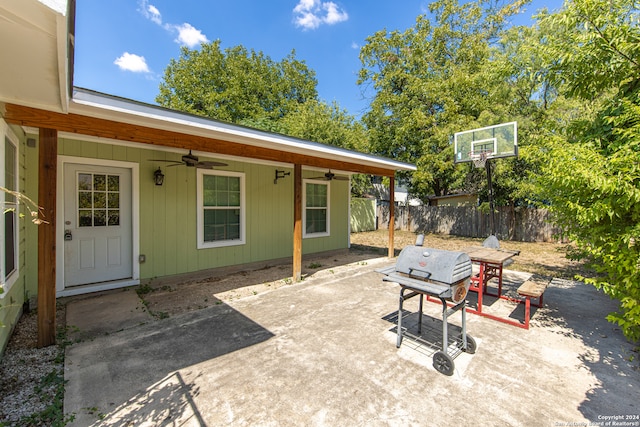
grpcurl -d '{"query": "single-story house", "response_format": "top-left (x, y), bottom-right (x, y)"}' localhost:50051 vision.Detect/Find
top-left (0, 0), bottom-right (415, 351)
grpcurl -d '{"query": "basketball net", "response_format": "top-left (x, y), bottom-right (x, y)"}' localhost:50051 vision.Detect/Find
top-left (471, 151), bottom-right (489, 169)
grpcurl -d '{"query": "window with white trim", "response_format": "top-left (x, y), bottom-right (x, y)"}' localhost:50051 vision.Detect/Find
top-left (1, 123), bottom-right (19, 296)
top-left (303, 180), bottom-right (330, 238)
top-left (197, 169), bottom-right (245, 249)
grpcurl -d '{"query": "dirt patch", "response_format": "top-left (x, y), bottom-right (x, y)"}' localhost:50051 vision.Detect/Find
top-left (139, 230), bottom-right (587, 319)
top-left (350, 230), bottom-right (589, 279)
top-left (139, 248), bottom-right (380, 318)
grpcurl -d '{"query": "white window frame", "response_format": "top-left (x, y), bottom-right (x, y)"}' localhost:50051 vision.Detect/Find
top-left (197, 169), bottom-right (246, 249)
top-left (1, 121), bottom-right (19, 297)
top-left (303, 179), bottom-right (330, 238)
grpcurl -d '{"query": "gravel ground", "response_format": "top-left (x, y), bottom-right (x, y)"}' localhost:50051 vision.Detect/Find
top-left (0, 305), bottom-right (67, 426)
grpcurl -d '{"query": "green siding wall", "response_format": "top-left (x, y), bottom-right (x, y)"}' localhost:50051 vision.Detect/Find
top-left (1, 125), bottom-right (39, 354)
top-left (0, 133), bottom-right (352, 353)
top-left (58, 138), bottom-right (350, 280)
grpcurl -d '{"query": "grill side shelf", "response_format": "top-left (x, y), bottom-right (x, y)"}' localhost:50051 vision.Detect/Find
top-left (382, 273), bottom-right (450, 298)
top-left (375, 265), bottom-right (396, 276)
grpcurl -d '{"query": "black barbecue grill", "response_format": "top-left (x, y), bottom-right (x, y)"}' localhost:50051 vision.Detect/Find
top-left (378, 240), bottom-right (477, 375)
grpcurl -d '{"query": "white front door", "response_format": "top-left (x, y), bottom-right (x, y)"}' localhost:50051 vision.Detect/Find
top-left (63, 163), bottom-right (132, 287)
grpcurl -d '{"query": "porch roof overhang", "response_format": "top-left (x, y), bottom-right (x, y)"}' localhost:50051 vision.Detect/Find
top-left (4, 87), bottom-right (416, 177)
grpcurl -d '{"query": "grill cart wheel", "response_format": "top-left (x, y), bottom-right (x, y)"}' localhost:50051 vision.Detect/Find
top-left (464, 335), bottom-right (477, 354)
top-left (433, 351), bottom-right (455, 376)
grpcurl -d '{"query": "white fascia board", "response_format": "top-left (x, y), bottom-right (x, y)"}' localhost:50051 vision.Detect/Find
top-left (38, 0), bottom-right (67, 15)
top-left (55, 11), bottom-right (69, 112)
top-left (70, 88), bottom-right (416, 172)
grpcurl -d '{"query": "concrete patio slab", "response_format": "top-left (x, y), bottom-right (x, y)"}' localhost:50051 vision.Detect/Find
top-left (65, 288), bottom-right (152, 342)
top-left (63, 259), bottom-right (639, 426)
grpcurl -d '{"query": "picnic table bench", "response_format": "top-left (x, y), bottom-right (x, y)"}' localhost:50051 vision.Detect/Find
top-left (517, 276), bottom-right (551, 329)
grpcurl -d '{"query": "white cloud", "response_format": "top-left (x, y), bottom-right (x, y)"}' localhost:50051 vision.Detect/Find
top-left (114, 52), bottom-right (150, 73)
top-left (173, 23), bottom-right (209, 48)
top-left (323, 2), bottom-right (348, 25)
top-left (139, 0), bottom-right (162, 25)
top-left (293, 0), bottom-right (348, 30)
top-left (138, 0), bottom-right (209, 48)
top-left (147, 4), bottom-right (162, 25)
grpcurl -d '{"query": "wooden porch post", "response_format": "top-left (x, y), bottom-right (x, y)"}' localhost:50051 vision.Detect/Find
top-left (38, 128), bottom-right (57, 347)
top-left (293, 164), bottom-right (302, 281)
top-left (388, 176), bottom-right (395, 258)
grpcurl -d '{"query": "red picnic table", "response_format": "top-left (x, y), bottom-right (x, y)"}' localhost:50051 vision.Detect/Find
top-left (459, 246), bottom-right (523, 326)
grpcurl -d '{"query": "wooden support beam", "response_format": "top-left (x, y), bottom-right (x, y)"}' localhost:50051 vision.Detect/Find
top-left (38, 128), bottom-right (57, 347)
top-left (293, 164), bottom-right (303, 281)
top-left (388, 176), bottom-right (395, 258)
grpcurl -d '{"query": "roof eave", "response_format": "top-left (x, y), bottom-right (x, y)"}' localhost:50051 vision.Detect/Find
top-left (69, 87), bottom-right (416, 173)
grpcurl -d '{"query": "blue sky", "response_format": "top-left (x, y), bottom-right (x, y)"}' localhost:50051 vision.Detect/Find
top-left (74, 0), bottom-right (563, 118)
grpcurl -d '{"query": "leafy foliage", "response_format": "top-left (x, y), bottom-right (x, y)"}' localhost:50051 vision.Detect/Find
top-left (531, 0), bottom-right (640, 342)
top-left (157, 41), bottom-right (376, 196)
top-left (357, 0), bottom-right (535, 201)
top-left (357, 0), bottom-right (639, 341)
top-left (157, 41), bottom-right (318, 124)
top-left (276, 100), bottom-right (372, 196)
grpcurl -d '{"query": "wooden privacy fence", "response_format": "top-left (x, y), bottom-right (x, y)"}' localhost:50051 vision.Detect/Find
top-left (377, 205), bottom-right (562, 242)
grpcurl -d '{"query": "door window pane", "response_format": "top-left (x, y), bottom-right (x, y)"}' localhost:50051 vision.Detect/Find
top-left (93, 210), bottom-right (106, 227)
top-left (108, 210), bottom-right (120, 226)
top-left (94, 174), bottom-right (106, 191)
top-left (78, 173), bottom-right (92, 190)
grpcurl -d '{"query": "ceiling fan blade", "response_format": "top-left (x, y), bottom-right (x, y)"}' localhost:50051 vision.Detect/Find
top-left (313, 171), bottom-right (348, 181)
top-left (148, 159), bottom-right (181, 163)
top-left (310, 176), bottom-right (331, 180)
top-left (197, 160), bottom-right (228, 167)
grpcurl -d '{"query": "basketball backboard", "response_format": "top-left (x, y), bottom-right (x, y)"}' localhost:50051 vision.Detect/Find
top-left (454, 122), bottom-right (517, 164)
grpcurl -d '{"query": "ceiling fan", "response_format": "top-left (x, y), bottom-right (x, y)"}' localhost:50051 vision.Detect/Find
top-left (149, 150), bottom-right (227, 169)
top-left (310, 171), bottom-right (349, 181)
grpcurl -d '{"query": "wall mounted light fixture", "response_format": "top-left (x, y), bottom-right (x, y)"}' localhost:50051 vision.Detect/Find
top-left (274, 169), bottom-right (290, 184)
top-left (154, 167), bottom-right (165, 186)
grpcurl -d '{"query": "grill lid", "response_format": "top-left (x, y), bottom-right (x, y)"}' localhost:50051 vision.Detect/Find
top-left (394, 246), bottom-right (472, 285)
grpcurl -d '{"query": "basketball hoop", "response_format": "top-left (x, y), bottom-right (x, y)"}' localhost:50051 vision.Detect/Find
top-left (470, 151), bottom-right (489, 168)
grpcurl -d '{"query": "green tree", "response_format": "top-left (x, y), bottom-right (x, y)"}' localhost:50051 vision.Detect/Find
top-left (532, 0), bottom-right (640, 342)
top-left (277, 100), bottom-right (372, 196)
top-left (157, 41), bottom-right (374, 196)
top-left (357, 0), bottom-right (531, 201)
top-left (157, 41), bottom-right (318, 124)
top-left (279, 100), bottom-right (368, 151)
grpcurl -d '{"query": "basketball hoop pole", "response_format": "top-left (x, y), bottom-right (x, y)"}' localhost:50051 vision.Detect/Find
top-left (485, 159), bottom-right (496, 236)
